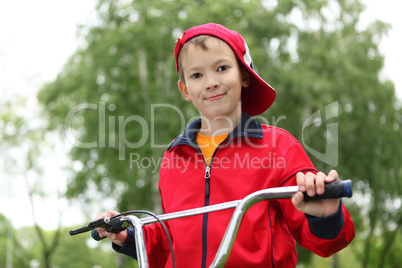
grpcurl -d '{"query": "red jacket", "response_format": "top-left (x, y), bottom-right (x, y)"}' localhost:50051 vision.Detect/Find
top-left (115, 113), bottom-right (355, 267)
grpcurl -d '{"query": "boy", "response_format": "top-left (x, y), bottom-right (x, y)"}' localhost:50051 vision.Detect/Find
top-left (97, 23), bottom-right (355, 267)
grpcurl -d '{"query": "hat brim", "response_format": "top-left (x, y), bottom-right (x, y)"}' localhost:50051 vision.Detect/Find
top-left (240, 63), bottom-right (276, 117)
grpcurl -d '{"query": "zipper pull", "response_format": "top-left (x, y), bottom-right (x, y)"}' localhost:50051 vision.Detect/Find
top-left (205, 166), bottom-right (211, 197)
top-left (205, 166), bottom-right (211, 179)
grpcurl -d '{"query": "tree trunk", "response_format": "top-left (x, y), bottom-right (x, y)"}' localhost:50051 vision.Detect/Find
top-left (362, 207), bottom-right (378, 268)
top-left (6, 221), bottom-right (13, 268)
top-left (378, 224), bottom-right (401, 267)
top-left (25, 170), bottom-right (62, 268)
top-left (332, 253), bottom-right (338, 268)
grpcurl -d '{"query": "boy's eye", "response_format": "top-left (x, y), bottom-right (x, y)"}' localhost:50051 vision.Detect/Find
top-left (191, 73), bottom-right (202, 79)
top-left (217, 66), bottom-right (228, 72)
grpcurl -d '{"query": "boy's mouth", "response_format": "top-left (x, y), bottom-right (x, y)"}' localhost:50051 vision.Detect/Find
top-left (205, 93), bottom-right (226, 101)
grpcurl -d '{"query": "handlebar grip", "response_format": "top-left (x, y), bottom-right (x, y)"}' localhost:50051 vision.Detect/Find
top-left (303, 180), bottom-right (352, 201)
top-left (91, 229), bottom-right (107, 241)
top-left (90, 217), bottom-right (128, 241)
top-left (69, 226), bottom-right (90, 236)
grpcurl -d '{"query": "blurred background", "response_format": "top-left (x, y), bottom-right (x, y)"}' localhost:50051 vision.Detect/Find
top-left (1, 0), bottom-right (401, 267)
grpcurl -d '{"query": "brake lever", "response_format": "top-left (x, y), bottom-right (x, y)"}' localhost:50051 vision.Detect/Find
top-left (104, 216), bottom-right (130, 233)
top-left (69, 216), bottom-right (129, 237)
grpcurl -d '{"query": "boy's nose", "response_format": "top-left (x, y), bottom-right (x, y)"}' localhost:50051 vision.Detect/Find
top-left (205, 75), bottom-right (220, 90)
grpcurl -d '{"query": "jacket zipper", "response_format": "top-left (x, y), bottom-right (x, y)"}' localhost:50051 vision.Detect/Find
top-left (201, 165), bottom-right (211, 268)
top-left (204, 166), bottom-right (211, 197)
top-left (200, 138), bottom-right (230, 268)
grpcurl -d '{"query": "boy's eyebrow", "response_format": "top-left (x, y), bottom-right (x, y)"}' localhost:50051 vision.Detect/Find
top-left (213, 58), bottom-right (234, 66)
top-left (185, 57), bottom-right (235, 71)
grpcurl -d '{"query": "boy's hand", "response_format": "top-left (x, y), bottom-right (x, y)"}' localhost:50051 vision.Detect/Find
top-left (292, 170), bottom-right (340, 218)
top-left (95, 211), bottom-right (128, 246)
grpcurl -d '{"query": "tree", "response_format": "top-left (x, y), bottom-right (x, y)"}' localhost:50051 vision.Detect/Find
top-left (0, 96), bottom-right (63, 268)
top-left (37, 0), bottom-right (402, 266)
top-left (0, 214), bottom-right (34, 268)
top-left (51, 225), bottom-right (135, 268)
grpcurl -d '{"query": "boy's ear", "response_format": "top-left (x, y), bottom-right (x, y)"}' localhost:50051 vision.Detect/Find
top-left (241, 68), bottom-right (251, 88)
top-left (178, 80), bottom-right (191, 102)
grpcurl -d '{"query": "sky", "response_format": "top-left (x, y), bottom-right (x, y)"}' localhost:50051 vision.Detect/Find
top-left (0, 0), bottom-right (401, 230)
top-left (358, 0), bottom-right (402, 100)
top-left (0, 0), bottom-right (99, 230)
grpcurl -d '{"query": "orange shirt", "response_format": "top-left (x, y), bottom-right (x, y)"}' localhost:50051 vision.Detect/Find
top-left (196, 132), bottom-right (229, 166)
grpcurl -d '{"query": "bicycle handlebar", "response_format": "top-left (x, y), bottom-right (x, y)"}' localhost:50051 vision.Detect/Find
top-left (69, 180), bottom-right (353, 268)
top-left (71, 180), bottom-right (352, 236)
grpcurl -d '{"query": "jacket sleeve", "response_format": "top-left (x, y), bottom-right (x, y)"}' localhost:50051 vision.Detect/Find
top-left (278, 143), bottom-right (355, 257)
top-left (282, 197), bottom-right (355, 257)
top-left (305, 202), bottom-right (344, 240)
top-left (112, 228), bottom-right (137, 259)
top-left (112, 223), bottom-right (172, 267)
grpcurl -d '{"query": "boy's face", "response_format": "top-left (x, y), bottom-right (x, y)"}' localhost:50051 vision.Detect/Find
top-left (178, 37), bottom-right (250, 122)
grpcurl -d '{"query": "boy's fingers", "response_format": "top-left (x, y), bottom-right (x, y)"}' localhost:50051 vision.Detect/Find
top-left (292, 191), bottom-right (305, 205)
top-left (326, 170), bottom-right (339, 182)
top-left (96, 229), bottom-right (106, 238)
top-left (305, 172), bottom-right (316, 196)
top-left (105, 210), bottom-right (120, 217)
top-left (95, 212), bottom-right (118, 238)
top-left (296, 172), bottom-right (306, 192)
top-left (95, 214), bottom-right (106, 237)
top-left (315, 172), bottom-right (326, 195)
top-left (95, 213), bottom-right (105, 220)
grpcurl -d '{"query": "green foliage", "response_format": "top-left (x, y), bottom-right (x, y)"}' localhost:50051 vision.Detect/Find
top-left (0, 214), bottom-right (32, 268)
top-left (51, 226), bottom-right (133, 268)
top-left (0, 218), bottom-right (127, 268)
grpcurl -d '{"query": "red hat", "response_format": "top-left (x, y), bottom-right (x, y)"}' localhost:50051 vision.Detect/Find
top-left (174, 23), bottom-right (276, 116)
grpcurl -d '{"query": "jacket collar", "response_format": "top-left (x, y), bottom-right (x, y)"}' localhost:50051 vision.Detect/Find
top-left (167, 112), bottom-right (263, 151)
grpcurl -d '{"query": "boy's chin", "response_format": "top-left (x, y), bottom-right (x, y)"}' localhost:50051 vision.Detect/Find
top-left (201, 109), bottom-right (241, 121)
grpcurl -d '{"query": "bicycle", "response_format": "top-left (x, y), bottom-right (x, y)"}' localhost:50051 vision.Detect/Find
top-left (70, 180), bottom-right (352, 268)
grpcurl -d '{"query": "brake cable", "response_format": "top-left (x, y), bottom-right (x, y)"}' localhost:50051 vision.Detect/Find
top-left (112, 210), bottom-right (175, 268)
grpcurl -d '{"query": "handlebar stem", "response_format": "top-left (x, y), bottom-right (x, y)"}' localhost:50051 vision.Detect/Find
top-left (104, 182), bottom-right (350, 268)
top-left (210, 187), bottom-right (298, 267)
top-left (124, 186), bottom-right (299, 268)
top-left (124, 216), bottom-right (149, 268)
